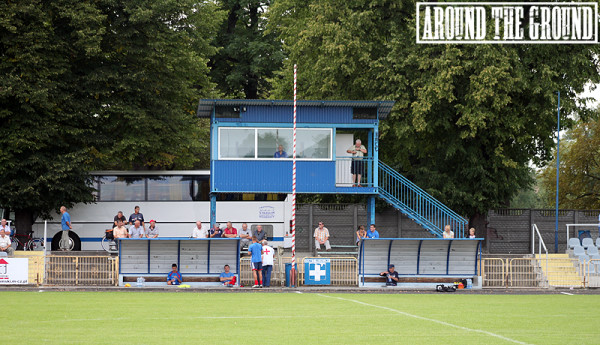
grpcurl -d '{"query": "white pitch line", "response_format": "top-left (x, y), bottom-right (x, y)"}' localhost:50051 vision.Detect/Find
top-left (317, 294), bottom-right (533, 345)
top-left (560, 292), bottom-right (574, 296)
top-left (38, 315), bottom-right (335, 323)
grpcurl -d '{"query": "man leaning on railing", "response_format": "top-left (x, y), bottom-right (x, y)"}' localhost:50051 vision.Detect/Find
top-left (347, 139), bottom-right (367, 187)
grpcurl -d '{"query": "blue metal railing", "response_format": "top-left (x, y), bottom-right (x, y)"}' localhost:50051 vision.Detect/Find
top-left (335, 156), bottom-right (374, 187)
top-left (378, 162), bottom-right (468, 238)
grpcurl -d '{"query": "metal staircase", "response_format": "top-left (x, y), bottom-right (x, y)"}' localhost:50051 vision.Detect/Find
top-left (378, 162), bottom-right (467, 237)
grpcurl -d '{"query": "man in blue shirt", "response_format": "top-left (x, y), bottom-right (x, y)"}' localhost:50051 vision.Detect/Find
top-left (167, 264), bottom-right (182, 285)
top-left (59, 206), bottom-right (72, 250)
top-left (366, 224), bottom-right (379, 238)
top-left (220, 264), bottom-right (236, 287)
top-left (248, 236), bottom-right (263, 288)
top-left (128, 206), bottom-right (145, 230)
top-left (274, 145), bottom-right (288, 158)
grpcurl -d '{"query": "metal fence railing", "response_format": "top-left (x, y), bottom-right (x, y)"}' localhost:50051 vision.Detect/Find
top-left (481, 258), bottom-right (506, 287)
top-left (240, 256), bottom-right (358, 287)
top-left (335, 156), bottom-right (374, 187)
top-left (299, 257), bottom-right (358, 286)
top-left (45, 256), bottom-right (119, 286)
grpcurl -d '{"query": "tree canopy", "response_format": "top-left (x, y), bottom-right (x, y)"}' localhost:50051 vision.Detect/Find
top-left (209, 0), bottom-right (283, 98)
top-left (540, 114), bottom-right (600, 209)
top-left (0, 0), bottom-right (221, 230)
top-left (268, 0), bottom-right (600, 231)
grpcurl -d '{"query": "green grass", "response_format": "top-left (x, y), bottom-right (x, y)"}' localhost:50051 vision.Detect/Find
top-left (8, 291), bottom-right (598, 344)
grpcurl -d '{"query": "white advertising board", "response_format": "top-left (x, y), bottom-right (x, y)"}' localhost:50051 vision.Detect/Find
top-left (0, 258), bottom-right (29, 284)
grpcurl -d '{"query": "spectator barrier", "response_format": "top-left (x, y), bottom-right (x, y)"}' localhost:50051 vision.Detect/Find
top-left (118, 238), bottom-right (240, 286)
top-left (359, 238), bottom-right (483, 288)
top-left (46, 255), bottom-right (118, 286)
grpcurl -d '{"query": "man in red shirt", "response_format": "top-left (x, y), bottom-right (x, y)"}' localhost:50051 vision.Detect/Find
top-left (223, 221), bottom-right (238, 238)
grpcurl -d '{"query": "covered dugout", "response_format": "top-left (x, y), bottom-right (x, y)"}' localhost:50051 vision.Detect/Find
top-left (118, 238), bottom-right (240, 286)
top-left (359, 238), bottom-right (482, 288)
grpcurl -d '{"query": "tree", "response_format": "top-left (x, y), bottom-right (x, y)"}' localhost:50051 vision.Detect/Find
top-left (540, 115), bottom-right (600, 209)
top-left (268, 0), bottom-right (600, 236)
top-left (209, 0), bottom-right (283, 99)
top-left (0, 0), bottom-right (221, 234)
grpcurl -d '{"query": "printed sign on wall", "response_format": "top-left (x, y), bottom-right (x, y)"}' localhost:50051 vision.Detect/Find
top-left (0, 258), bottom-right (29, 284)
top-left (304, 258), bottom-right (331, 285)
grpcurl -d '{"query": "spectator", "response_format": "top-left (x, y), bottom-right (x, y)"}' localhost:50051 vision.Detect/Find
top-left (167, 264), bottom-right (182, 285)
top-left (253, 225), bottom-right (267, 242)
top-left (469, 227), bottom-right (476, 239)
top-left (248, 236), bottom-right (263, 288)
top-left (128, 206), bottom-right (145, 229)
top-left (113, 211), bottom-right (128, 228)
top-left (146, 220), bottom-right (159, 238)
top-left (191, 221), bottom-right (208, 238)
top-left (0, 219), bottom-right (11, 236)
top-left (220, 264), bottom-right (236, 287)
top-left (380, 264), bottom-right (399, 286)
top-left (314, 221), bottom-right (331, 251)
top-left (129, 220), bottom-right (145, 238)
top-left (239, 223), bottom-right (252, 248)
top-left (346, 139), bottom-right (367, 187)
top-left (262, 240), bottom-right (274, 287)
top-left (59, 206), bottom-right (73, 251)
top-left (0, 229), bottom-right (14, 257)
top-left (274, 145), bottom-right (288, 158)
top-left (366, 224), bottom-right (379, 239)
top-left (113, 220), bottom-right (129, 239)
top-left (443, 225), bottom-right (454, 239)
top-left (210, 223), bottom-right (223, 238)
top-left (356, 225), bottom-right (367, 245)
top-left (223, 221), bottom-right (238, 238)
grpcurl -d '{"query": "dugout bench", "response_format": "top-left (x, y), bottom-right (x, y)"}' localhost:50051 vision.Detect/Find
top-left (118, 238), bottom-right (240, 286)
top-left (359, 238), bottom-right (483, 288)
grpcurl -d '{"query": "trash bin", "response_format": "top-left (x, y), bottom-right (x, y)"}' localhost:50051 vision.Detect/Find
top-left (285, 263), bottom-right (296, 287)
top-left (579, 230), bottom-right (592, 242)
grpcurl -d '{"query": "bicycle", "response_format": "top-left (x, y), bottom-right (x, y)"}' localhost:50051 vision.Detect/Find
top-left (10, 231), bottom-right (45, 251)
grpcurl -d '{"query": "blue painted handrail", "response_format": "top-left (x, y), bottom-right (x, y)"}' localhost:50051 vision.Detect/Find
top-left (378, 162), bottom-right (468, 238)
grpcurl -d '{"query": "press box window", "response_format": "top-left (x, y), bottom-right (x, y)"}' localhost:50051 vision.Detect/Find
top-left (215, 105), bottom-right (241, 118)
top-left (353, 107), bottom-right (377, 119)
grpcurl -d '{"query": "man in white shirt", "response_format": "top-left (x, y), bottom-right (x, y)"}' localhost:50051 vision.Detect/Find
top-left (0, 229), bottom-right (14, 257)
top-left (191, 221), bottom-right (208, 238)
top-left (261, 240), bottom-right (275, 287)
top-left (0, 219), bottom-right (11, 236)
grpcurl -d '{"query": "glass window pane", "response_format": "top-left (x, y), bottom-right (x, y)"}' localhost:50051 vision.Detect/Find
top-left (193, 176), bottom-right (210, 201)
top-left (219, 128), bottom-right (255, 158)
top-left (257, 129), bottom-right (292, 158)
top-left (297, 129), bottom-right (331, 159)
top-left (147, 176), bottom-right (193, 201)
top-left (98, 176), bottom-right (145, 201)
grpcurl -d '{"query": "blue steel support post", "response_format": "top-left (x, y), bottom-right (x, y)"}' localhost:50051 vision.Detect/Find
top-left (555, 92), bottom-right (560, 253)
top-left (210, 194), bottom-right (217, 229)
top-left (387, 240), bottom-right (393, 269)
top-left (446, 240), bottom-right (453, 275)
top-left (367, 196), bottom-right (376, 226)
top-left (367, 128), bottom-right (373, 187)
top-left (373, 125), bottom-right (379, 190)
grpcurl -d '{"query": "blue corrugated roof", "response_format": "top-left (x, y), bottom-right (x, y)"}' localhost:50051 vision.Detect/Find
top-left (196, 99), bottom-right (395, 119)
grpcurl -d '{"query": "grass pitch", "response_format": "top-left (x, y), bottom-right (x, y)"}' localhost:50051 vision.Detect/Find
top-left (9, 291), bottom-right (597, 344)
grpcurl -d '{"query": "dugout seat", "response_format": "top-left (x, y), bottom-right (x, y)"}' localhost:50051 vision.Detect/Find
top-left (0, 252), bottom-right (7, 257)
top-left (582, 238), bottom-right (594, 249)
top-left (573, 245), bottom-right (586, 257)
top-left (568, 238), bottom-right (580, 249)
top-left (587, 246), bottom-right (599, 257)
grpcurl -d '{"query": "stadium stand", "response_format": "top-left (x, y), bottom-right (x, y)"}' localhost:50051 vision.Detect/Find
top-left (573, 245), bottom-right (586, 257)
top-left (587, 246), bottom-right (599, 256)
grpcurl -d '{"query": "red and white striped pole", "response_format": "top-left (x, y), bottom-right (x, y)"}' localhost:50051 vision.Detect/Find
top-left (291, 64), bottom-right (297, 286)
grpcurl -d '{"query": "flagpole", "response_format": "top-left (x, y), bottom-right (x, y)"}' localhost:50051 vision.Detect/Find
top-left (291, 64), bottom-right (297, 287)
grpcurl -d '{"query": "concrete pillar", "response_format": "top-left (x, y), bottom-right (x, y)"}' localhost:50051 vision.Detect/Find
top-left (367, 196), bottom-right (376, 227)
